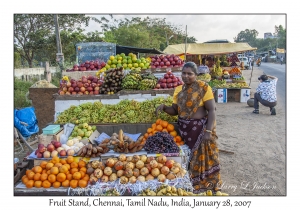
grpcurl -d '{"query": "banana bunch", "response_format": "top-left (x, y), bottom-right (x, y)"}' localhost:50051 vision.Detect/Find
top-left (197, 73), bottom-right (211, 82)
top-left (121, 73), bottom-right (143, 90)
top-left (138, 79), bottom-right (157, 90)
top-left (211, 64), bottom-right (223, 77)
top-left (62, 75), bottom-right (69, 82)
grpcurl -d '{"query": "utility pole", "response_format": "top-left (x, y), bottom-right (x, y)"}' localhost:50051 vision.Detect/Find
top-left (184, 25), bottom-right (187, 61)
top-left (54, 14), bottom-right (64, 72)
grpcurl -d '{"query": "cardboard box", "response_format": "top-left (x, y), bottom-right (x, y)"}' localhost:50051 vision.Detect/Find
top-left (227, 89), bottom-right (240, 102)
top-left (240, 88), bottom-right (251, 102)
top-left (38, 128), bottom-right (63, 145)
top-left (214, 88), bottom-right (227, 103)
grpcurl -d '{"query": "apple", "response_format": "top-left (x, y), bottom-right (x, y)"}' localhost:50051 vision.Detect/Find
top-left (156, 58), bottom-right (161, 62)
top-left (174, 56), bottom-right (179, 61)
top-left (87, 87), bottom-right (93, 92)
top-left (59, 150), bottom-right (67, 157)
top-left (80, 87), bottom-right (86, 93)
top-left (84, 83), bottom-right (90, 88)
top-left (47, 143), bottom-right (55, 152)
top-left (68, 87), bottom-right (74, 93)
top-left (37, 152), bottom-right (43, 158)
top-left (54, 141), bottom-right (61, 148)
top-left (167, 78), bottom-right (173, 83)
top-left (173, 82), bottom-right (178, 87)
top-left (94, 90), bottom-right (99, 95)
top-left (164, 74), bottom-right (169, 79)
top-left (84, 91), bottom-right (89, 95)
top-left (156, 83), bottom-right (161, 89)
top-left (163, 58), bottom-right (168, 63)
top-left (160, 83), bottom-right (167, 88)
top-left (74, 87), bottom-right (80, 92)
top-left (166, 61), bottom-right (170, 66)
top-left (172, 77), bottom-right (178, 82)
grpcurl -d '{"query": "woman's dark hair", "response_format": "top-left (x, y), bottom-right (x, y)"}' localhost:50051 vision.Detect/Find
top-left (202, 58), bottom-right (206, 64)
top-left (260, 75), bottom-right (268, 81)
top-left (182, 61), bottom-right (197, 74)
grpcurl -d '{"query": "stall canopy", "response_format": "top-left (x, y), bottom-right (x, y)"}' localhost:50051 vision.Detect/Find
top-left (116, 45), bottom-right (164, 55)
top-left (163, 43), bottom-right (257, 55)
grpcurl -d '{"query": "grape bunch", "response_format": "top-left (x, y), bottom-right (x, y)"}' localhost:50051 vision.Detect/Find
top-left (143, 132), bottom-right (180, 153)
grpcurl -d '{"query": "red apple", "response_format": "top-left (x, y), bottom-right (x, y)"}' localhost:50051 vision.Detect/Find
top-left (166, 61), bottom-right (170, 66)
top-left (89, 91), bottom-right (94, 95)
top-left (167, 78), bottom-right (173, 83)
top-left (162, 78), bottom-right (167, 83)
top-left (84, 91), bottom-right (89, 95)
top-left (172, 77), bottom-right (178, 82)
top-left (54, 141), bottom-right (61, 148)
top-left (59, 150), bottom-right (67, 157)
top-left (84, 83), bottom-right (90, 88)
top-left (80, 87), bottom-right (86, 93)
top-left (156, 83), bottom-right (161, 89)
top-left (47, 144), bottom-right (55, 152)
top-left (94, 90), bottom-right (99, 95)
top-left (160, 83), bottom-right (167, 88)
top-left (167, 83), bottom-right (173, 88)
top-left (37, 152), bottom-right (43, 158)
top-left (68, 87), bottom-right (74, 93)
top-left (164, 74), bottom-right (169, 79)
top-left (74, 87), bottom-right (80, 92)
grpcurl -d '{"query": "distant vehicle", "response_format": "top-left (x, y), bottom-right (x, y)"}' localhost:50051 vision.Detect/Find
top-left (239, 57), bottom-right (250, 69)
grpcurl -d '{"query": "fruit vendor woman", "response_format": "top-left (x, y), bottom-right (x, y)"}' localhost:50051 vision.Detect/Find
top-left (156, 61), bottom-right (222, 193)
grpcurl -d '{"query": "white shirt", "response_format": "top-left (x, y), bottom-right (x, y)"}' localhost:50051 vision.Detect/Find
top-left (197, 65), bottom-right (210, 74)
top-left (256, 78), bottom-right (278, 102)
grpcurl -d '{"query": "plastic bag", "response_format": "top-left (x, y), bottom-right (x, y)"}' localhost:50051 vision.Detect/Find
top-left (14, 107), bottom-right (39, 138)
top-left (60, 123), bottom-right (75, 145)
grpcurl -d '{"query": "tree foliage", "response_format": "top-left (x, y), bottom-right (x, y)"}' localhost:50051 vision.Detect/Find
top-left (233, 29), bottom-right (259, 46)
top-left (14, 14), bottom-right (100, 67)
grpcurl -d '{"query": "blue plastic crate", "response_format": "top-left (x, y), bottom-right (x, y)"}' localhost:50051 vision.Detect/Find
top-left (42, 125), bottom-right (61, 135)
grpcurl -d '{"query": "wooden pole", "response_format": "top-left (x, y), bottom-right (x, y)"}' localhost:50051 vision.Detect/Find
top-left (184, 25), bottom-right (187, 61)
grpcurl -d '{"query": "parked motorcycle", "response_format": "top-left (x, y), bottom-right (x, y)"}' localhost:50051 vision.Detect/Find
top-left (256, 60), bottom-right (261, 67)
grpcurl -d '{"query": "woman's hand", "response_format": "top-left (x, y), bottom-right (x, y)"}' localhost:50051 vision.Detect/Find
top-left (202, 131), bottom-right (212, 141)
top-left (155, 104), bottom-right (165, 117)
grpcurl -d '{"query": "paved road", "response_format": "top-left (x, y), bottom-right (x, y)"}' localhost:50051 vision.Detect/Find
top-left (254, 62), bottom-right (286, 110)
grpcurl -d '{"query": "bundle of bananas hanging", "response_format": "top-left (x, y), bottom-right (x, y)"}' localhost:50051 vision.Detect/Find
top-left (138, 73), bottom-right (158, 90)
top-left (211, 64), bottom-right (223, 77)
top-left (62, 75), bottom-right (69, 82)
top-left (121, 72), bottom-right (143, 90)
top-left (197, 73), bottom-right (211, 82)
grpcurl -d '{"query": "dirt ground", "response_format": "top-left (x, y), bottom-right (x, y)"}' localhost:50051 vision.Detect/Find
top-left (14, 66), bottom-right (286, 196)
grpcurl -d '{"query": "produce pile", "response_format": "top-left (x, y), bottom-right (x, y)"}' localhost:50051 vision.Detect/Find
top-left (87, 154), bottom-right (187, 185)
top-left (101, 67), bottom-right (124, 94)
top-left (142, 119), bottom-right (184, 147)
top-left (138, 73), bottom-right (158, 90)
top-left (150, 54), bottom-right (184, 69)
top-left (22, 156), bottom-right (90, 189)
top-left (59, 75), bottom-right (103, 96)
top-left (102, 129), bottom-right (146, 153)
top-left (155, 71), bottom-right (183, 89)
top-left (210, 57), bottom-right (223, 78)
top-left (208, 79), bottom-right (249, 88)
top-left (228, 54), bottom-right (239, 67)
top-left (35, 140), bottom-right (65, 158)
top-left (139, 186), bottom-right (228, 196)
top-left (69, 123), bottom-right (96, 139)
top-left (66, 60), bottom-right (106, 72)
top-left (54, 97), bottom-right (178, 124)
top-left (121, 71), bottom-right (143, 90)
top-left (143, 132), bottom-right (180, 153)
top-left (197, 73), bottom-right (211, 82)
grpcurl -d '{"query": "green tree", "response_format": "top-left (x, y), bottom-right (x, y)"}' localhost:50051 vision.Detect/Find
top-left (14, 14), bottom-right (100, 68)
top-left (274, 25), bottom-right (286, 49)
top-left (234, 29), bottom-right (259, 46)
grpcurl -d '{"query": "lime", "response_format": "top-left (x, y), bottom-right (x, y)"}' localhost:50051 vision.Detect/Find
top-left (112, 59), bottom-right (118, 64)
top-left (122, 59), bottom-right (128, 64)
top-left (105, 64), bottom-right (110, 69)
top-left (111, 64), bottom-right (116, 68)
top-left (127, 63), bottom-right (133, 68)
top-left (139, 63), bottom-right (144, 68)
top-left (127, 59), bottom-right (132, 64)
top-left (134, 63), bottom-right (139, 68)
top-left (123, 63), bottom-right (128, 68)
top-left (110, 56), bottom-right (115, 61)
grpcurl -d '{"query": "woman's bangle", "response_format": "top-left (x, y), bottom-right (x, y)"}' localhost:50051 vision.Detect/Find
top-left (205, 129), bottom-right (212, 133)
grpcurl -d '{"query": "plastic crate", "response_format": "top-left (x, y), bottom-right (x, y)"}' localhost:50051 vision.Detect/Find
top-left (42, 125), bottom-right (61, 135)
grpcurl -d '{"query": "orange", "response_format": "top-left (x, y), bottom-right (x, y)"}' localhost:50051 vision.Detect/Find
top-left (148, 133), bottom-right (153, 137)
top-left (27, 171), bottom-right (35, 180)
top-left (26, 169), bottom-right (33, 177)
top-left (78, 180), bottom-right (88, 188)
top-left (50, 167), bottom-right (59, 175)
top-left (21, 175), bottom-right (27, 182)
top-left (153, 130), bottom-right (158, 135)
top-left (54, 163), bottom-right (62, 168)
top-left (70, 168), bottom-right (79, 174)
top-left (167, 124), bottom-right (175, 132)
top-left (160, 120), bottom-right (168, 128)
top-left (42, 169), bottom-right (47, 174)
top-left (40, 161), bottom-right (48, 169)
top-left (33, 165), bottom-right (43, 173)
top-left (179, 141), bottom-right (184, 145)
top-left (40, 173), bottom-right (48, 181)
top-left (25, 180), bottom-right (34, 188)
top-left (42, 180), bottom-right (51, 188)
top-left (66, 156), bottom-right (74, 164)
top-left (70, 162), bottom-right (78, 169)
top-left (47, 170), bottom-right (51, 175)
top-left (175, 136), bottom-right (182, 142)
top-left (46, 162), bottom-right (54, 170)
top-left (52, 181), bottom-right (61, 188)
top-left (60, 159), bottom-right (67, 164)
top-left (22, 176), bottom-right (29, 185)
top-left (34, 180), bottom-right (42, 188)
top-left (78, 160), bottom-right (86, 168)
top-left (72, 172), bottom-right (82, 180)
top-left (33, 173), bottom-right (41, 181)
top-left (156, 124), bottom-right (163, 131)
top-left (151, 123), bottom-right (156, 130)
top-left (62, 180), bottom-right (70, 187)
top-left (57, 173), bottom-right (66, 182)
top-left (51, 156), bottom-right (60, 164)
top-left (59, 165), bottom-right (68, 174)
top-left (82, 174), bottom-right (90, 182)
top-left (70, 180), bottom-right (78, 188)
top-left (79, 167), bottom-right (87, 173)
top-left (79, 171), bottom-right (86, 178)
top-left (64, 163), bottom-right (71, 170)
top-left (142, 137), bottom-right (146, 142)
top-left (162, 128), bottom-right (168, 133)
top-left (147, 128), bottom-right (153, 134)
top-left (144, 133), bottom-right (149, 139)
top-left (170, 130), bottom-right (177, 137)
top-left (156, 119), bottom-right (162, 125)
top-left (66, 174), bottom-right (73, 181)
top-left (65, 171), bottom-right (70, 175)
top-left (48, 174), bottom-right (56, 183)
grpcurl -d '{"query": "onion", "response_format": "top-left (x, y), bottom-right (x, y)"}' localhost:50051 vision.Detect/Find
top-left (51, 150), bottom-right (58, 157)
top-left (56, 147), bottom-right (64, 153)
top-left (160, 166), bottom-right (170, 175)
top-left (117, 170), bottom-right (124, 178)
top-left (126, 156), bottom-right (133, 162)
top-left (135, 160), bottom-right (144, 169)
top-left (106, 158), bottom-right (115, 168)
top-left (150, 160), bottom-right (158, 168)
top-left (157, 155), bottom-right (167, 164)
top-left (124, 169), bottom-right (133, 178)
top-left (109, 173), bottom-right (118, 182)
top-left (114, 161), bottom-right (124, 171)
top-left (118, 154), bottom-right (127, 161)
top-left (157, 174), bottom-right (166, 182)
top-left (93, 168), bottom-right (103, 178)
top-left (137, 175), bottom-right (146, 182)
top-left (145, 174), bottom-right (154, 181)
top-left (129, 176), bottom-right (137, 184)
top-left (171, 166), bottom-right (180, 174)
top-left (132, 155), bottom-right (140, 163)
top-left (140, 167), bottom-right (149, 176)
top-left (140, 155), bottom-right (147, 163)
top-left (104, 167), bottom-right (113, 176)
top-left (166, 172), bottom-right (176, 180)
top-left (151, 168), bottom-right (160, 177)
top-left (101, 175), bottom-right (109, 183)
top-left (125, 162), bottom-right (135, 170)
top-left (165, 159), bottom-right (175, 169)
top-left (146, 156), bottom-right (155, 163)
top-left (157, 163), bottom-right (163, 170)
top-left (120, 176), bottom-right (128, 184)
top-left (133, 168), bottom-right (140, 177)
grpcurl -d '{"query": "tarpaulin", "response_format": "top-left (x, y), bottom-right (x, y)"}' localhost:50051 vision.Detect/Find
top-left (163, 43), bottom-right (257, 55)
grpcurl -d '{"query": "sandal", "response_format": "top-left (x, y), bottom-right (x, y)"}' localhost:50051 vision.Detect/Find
top-left (252, 109), bottom-right (259, 114)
